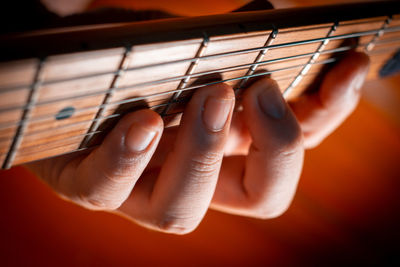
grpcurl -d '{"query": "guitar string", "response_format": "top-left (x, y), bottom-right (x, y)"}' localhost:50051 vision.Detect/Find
top-left (1, 33), bottom-right (396, 117)
top-left (0, 38), bottom-right (396, 132)
top-left (0, 24), bottom-right (396, 121)
top-left (4, 19), bottom-right (400, 162)
top-left (1, 34), bottom-right (398, 157)
top-left (0, 23), bottom-right (399, 94)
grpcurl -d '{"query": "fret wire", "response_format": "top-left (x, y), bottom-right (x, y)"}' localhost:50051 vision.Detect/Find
top-left (79, 46), bottom-right (131, 148)
top-left (1, 25), bottom-right (398, 94)
top-left (1, 58), bottom-right (45, 169)
top-left (161, 33), bottom-right (210, 116)
top-left (365, 16), bottom-right (393, 51)
top-left (284, 22), bottom-right (338, 98)
top-left (235, 28), bottom-right (278, 92)
top-left (0, 44), bottom-right (357, 116)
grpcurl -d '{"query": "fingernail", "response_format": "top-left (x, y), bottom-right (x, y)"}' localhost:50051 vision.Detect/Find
top-left (125, 125), bottom-right (157, 152)
top-left (257, 85), bottom-right (286, 119)
top-left (203, 97), bottom-right (233, 132)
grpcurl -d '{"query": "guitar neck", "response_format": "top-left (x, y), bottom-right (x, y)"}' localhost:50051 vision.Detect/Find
top-left (0, 1), bottom-right (399, 169)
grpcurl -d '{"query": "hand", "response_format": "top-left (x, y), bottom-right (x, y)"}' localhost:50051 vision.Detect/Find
top-left (26, 51), bottom-right (369, 234)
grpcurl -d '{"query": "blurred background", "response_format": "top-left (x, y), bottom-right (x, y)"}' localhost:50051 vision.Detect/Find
top-left (1, 0), bottom-right (399, 266)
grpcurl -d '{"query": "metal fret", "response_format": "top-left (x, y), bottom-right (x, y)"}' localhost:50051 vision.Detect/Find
top-left (365, 16), bottom-right (392, 52)
top-left (283, 22), bottom-right (338, 98)
top-left (79, 47), bottom-right (131, 148)
top-left (2, 59), bottom-right (45, 169)
top-left (235, 29), bottom-right (278, 91)
top-left (161, 34), bottom-right (210, 116)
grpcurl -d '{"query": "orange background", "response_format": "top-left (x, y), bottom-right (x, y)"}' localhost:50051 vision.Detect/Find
top-left (1, 0), bottom-right (400, 266)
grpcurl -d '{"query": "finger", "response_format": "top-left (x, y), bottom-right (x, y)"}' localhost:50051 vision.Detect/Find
top-left (119, 84), bottom-right (235, 234)
top-left (211, 78), bottom-right (304, 219)
top-left (290, 51), bottom-right (370, 148)
top-left (51, 109), bottom-right (163, 210)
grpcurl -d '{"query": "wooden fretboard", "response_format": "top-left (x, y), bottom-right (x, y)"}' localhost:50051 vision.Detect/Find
top-left (0, 1), bottom-right (399, 168)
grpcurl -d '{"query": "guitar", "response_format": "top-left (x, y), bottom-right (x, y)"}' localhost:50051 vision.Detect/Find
top-left (0, 0), bottom-right (399, 169)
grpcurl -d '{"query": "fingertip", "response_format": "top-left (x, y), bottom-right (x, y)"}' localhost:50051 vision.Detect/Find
top-left (242, 76), bottom-right (303, 150)
top-left (100, 109), bottom-right (163, 156)
top-left (243, 77), bottom-right (285, 120)
top-left (181, 82), bottom-right (235, 134)
top-left (123, 110), bottom-right (163, 153)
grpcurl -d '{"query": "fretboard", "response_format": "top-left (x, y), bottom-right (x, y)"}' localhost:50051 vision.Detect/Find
top-left (0, 1), bottom-right (399, 169)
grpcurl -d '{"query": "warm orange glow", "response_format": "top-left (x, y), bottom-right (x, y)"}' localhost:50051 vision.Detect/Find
top-left (1, 0), bottom-right (399, 265)
top-left (89, 0), bottom-right (251, 16)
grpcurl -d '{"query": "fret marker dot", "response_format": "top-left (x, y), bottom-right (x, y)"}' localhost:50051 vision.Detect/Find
top-left (55, 107), bottom-right (75, 120)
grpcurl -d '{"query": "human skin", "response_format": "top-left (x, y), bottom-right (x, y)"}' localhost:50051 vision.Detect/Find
top-left (26, 51), bottom-right (370, 234)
